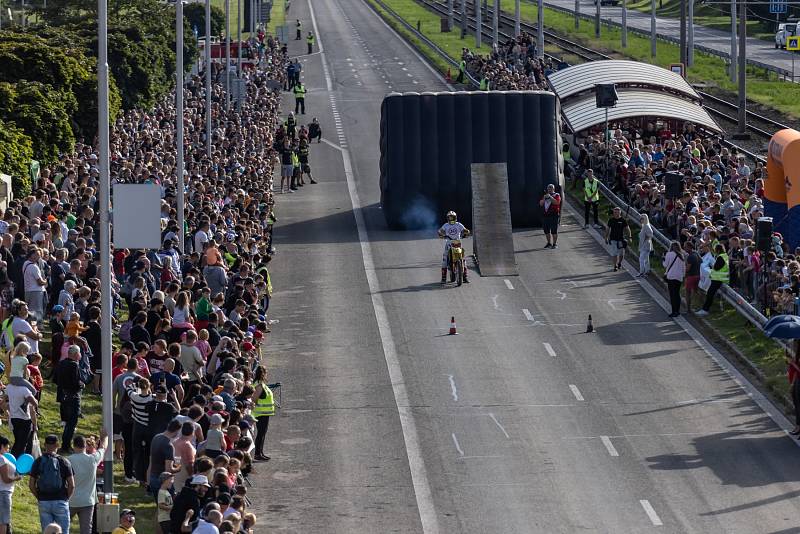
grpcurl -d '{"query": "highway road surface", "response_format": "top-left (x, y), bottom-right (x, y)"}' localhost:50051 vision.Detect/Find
top-left (248, 0), bottom-right (800, 531)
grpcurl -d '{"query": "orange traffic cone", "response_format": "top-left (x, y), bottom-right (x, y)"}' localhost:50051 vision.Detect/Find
top-left (446, 67), bottom-right (452, 83)
top-left (586, 314), bottom-right (594, 333)
top-left (448, 316), bottom-right (458, 335)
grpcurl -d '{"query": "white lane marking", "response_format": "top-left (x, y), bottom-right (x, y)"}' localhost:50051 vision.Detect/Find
top-left (563, 199), bottom-right (800, 443)
top-left (543, 342), bottom-right (557, 357)
top-left (491, 294), bottom-right (501, 311)
top-left (600, 435), bottom-right (619, 457)
top-left (555, 289), bottom-right (567, 300)
top-left (321, 138), bottom-right (344, 151)
top-left (504, 279), bottom-right (514, 290)
top-left (447, 374), bottom-right (458, 401)
top-left (639, 500), bottom-right (663, 526)
top-left (569, 384), bottom-right (585, 401)
top-left (309, 2), bottom-right (440, 532)
top-left (488, 413), bottom-right (510, 439)
top-left (522, 309), bottom-right (534, 321)
top-left (451, 433), bottom-right (464, 456)
top-left (607, 299), bottom-right (624, 310)
top-left (402, 66), bottom-right (408, 70)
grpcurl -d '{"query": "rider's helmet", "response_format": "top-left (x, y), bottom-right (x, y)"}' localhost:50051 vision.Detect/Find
top-left (446, 211), bottom-right (457, 223)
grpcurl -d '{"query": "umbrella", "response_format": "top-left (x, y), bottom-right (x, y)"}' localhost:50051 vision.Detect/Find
top-left (765, 320), bottom-right (800, 339)
top-left (764, 314), bottom-right (800, 332)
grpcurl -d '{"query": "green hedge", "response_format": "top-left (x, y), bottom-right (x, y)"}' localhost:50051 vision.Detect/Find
top-left (0, 119), bottom-right (34, 196)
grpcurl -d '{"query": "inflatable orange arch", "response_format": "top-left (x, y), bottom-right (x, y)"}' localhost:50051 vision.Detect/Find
top-left (765, 128), bottom-right (800, 248)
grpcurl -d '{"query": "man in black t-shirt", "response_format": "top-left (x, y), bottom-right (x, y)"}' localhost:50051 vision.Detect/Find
top-left (604, 207), bottom-right (631, 272)
top-left (29, 435), bottom-right (74, 533)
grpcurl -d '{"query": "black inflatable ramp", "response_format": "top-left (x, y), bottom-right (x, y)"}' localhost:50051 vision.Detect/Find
top-left (471, 163), bottom-right (517, 277)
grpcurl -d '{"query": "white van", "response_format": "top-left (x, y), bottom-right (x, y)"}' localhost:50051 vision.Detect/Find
top-left (776, 22), bottom-right (798, 49)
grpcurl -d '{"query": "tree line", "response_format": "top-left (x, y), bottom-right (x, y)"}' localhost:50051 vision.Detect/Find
top-left (0, 0), bottom-right (226, 196)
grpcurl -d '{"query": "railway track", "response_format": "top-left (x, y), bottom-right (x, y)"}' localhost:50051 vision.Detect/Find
top-left (418, 0), bottom-right (777, 160)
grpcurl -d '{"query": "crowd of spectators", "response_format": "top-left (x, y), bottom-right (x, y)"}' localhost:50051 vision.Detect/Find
top-left (460, 31), bottom-right (555, 90)
top-left (569, 121), bottom-right (799, 316)
top-left (0, 28), bottom-right (302, 534)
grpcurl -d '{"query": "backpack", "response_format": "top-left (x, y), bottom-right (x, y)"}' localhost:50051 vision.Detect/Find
top-left (120, 387), bottom-right (134, 425)
top-left (118, 321), bottom-right (133, 342)
top-left (37, 454), bottom-right (64, 494)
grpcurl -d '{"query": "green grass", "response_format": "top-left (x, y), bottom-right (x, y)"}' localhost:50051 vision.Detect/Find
top-left (267, 0), bottom-right (287, 36)
top-left (498, 0), bottom-right (800, 118)
top-left (367, 0), bottom-right (494, 75)
top-left (4, 383), bottom-right (154, 534)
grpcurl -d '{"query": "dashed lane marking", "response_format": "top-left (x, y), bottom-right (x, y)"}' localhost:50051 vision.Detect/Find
top-left (600, 436), bottom-right (619, 457)
top-left (543, 342), bottom-right (556, 357)
top-left (639, 500), bottom-right (663, 526)
top-left (504, 279), bottom-right (514, 290)
top-left (569, 385), bottom-right (585, 401)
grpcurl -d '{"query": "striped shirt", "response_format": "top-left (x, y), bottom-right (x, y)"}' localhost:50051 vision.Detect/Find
top-left (127, 386), bottom-right (154, 427)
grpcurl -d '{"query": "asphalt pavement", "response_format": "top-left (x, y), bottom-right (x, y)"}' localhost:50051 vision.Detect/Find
top-left (249, 0), bottom-right (800, 531)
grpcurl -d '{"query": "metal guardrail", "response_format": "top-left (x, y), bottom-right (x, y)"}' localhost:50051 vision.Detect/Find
top-left (538, 0), bottom-right (792, 79)
top-left (368, 0), bottom-right (482, 87)
top-left (592, 179), bottom-right (772, 331)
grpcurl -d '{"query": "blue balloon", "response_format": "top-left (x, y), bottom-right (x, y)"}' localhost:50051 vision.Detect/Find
top-left (2, 453), bottom-right (15, 466)
top-left (15, 454), bottom-right (34, 475)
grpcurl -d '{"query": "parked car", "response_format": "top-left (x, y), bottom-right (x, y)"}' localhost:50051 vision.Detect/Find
top-left (594, 0), bottom-right (620, 5)
top-left (776, 22), bottom-right (798, 49)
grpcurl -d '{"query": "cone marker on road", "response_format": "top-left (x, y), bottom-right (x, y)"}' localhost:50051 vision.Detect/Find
top-left (449, 316), bottom-right (458, 335)
top-left (586, 314), bottom-right (594, 333)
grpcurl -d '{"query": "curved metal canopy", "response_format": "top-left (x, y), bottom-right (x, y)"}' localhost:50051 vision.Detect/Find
top-left (561, 89), bottom-right (722, 134)
top-left (547, 60), bottom-right (700, 102)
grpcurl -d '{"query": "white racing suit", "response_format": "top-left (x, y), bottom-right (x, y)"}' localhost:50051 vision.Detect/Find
top-left (439, 222), bottom-right (469, 280)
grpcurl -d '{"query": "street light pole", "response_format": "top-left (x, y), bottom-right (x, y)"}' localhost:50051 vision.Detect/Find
top-left (177, 0), bottom-right (186, 251)
top-left (730, 0), bottom-right (737, 82)
top-left (537, 0), bottom-right (544, 57)
top-left (206, 0), bottom-right (212, 160)
top-left (688, 0), bottom-right (694, 66)
top-left (595, 0), bottom-right (601, 38)
top-left (97, 0), bottom-right (114, 496)
top-left (650, 0), bottom-right (656, 56)
top-left (515, 0), bottom-right (521, 35)
top-left (476, 0), bottom-right (482, 48)
top-left (493, 0), bottom-right (499, 47)
top-left (237, 0), bottom-right (242, 78)
top-left (575, 0), bottom-right (580, 29)
top-left (225, 0), bottom-right (230, 110)
top-left (622, 0), bottom-right (628, 47)
top-left (461, 0), bottom-right (467, 38)
top-left (680, 0), bottom-right (687, 66)
top-left (736, 0), bottom-right (747, 136)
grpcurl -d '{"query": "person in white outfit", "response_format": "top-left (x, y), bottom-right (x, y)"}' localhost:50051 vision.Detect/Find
top-left (638, 214), bottom-right (654, 277)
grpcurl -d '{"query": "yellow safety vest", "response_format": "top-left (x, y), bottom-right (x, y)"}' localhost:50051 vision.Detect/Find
top-left (307, 35), bottom-right (315, 45)
top-left (710, 253), bottom-right (729, 283)
top-left (293, 84), bottom-right (306, 99)
top-left (584, 178), bottom-right (599, 202)
top-left (253, 383), bottom-right (275, 417)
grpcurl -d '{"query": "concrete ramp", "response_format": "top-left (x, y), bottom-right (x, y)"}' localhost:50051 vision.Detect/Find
top-left (471, 163), bottom-right (518, 276)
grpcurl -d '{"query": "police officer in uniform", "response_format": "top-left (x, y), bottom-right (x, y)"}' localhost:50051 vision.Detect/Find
top-left (296, 19), bottom-right (302, 40)
top-left (696, 244), bottom-right (729, 316)
top-left (308, 117), bottom-right (322, 143)
top-left (297, 139), bottom-right (316, 184)
top-left (583, 169), bottom-right (601, 229)
top-left (251, 366), bottom-right (279, 461)
top-left (284, 112), bottom-right (297, 140)
top-left (293, 81), bottom-right (306, 114)
top-left (307, 31), bottom-right (315, 54)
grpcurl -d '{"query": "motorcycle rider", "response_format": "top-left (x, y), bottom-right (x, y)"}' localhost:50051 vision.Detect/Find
top-left (438, 211), bottom-right (471, 284)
